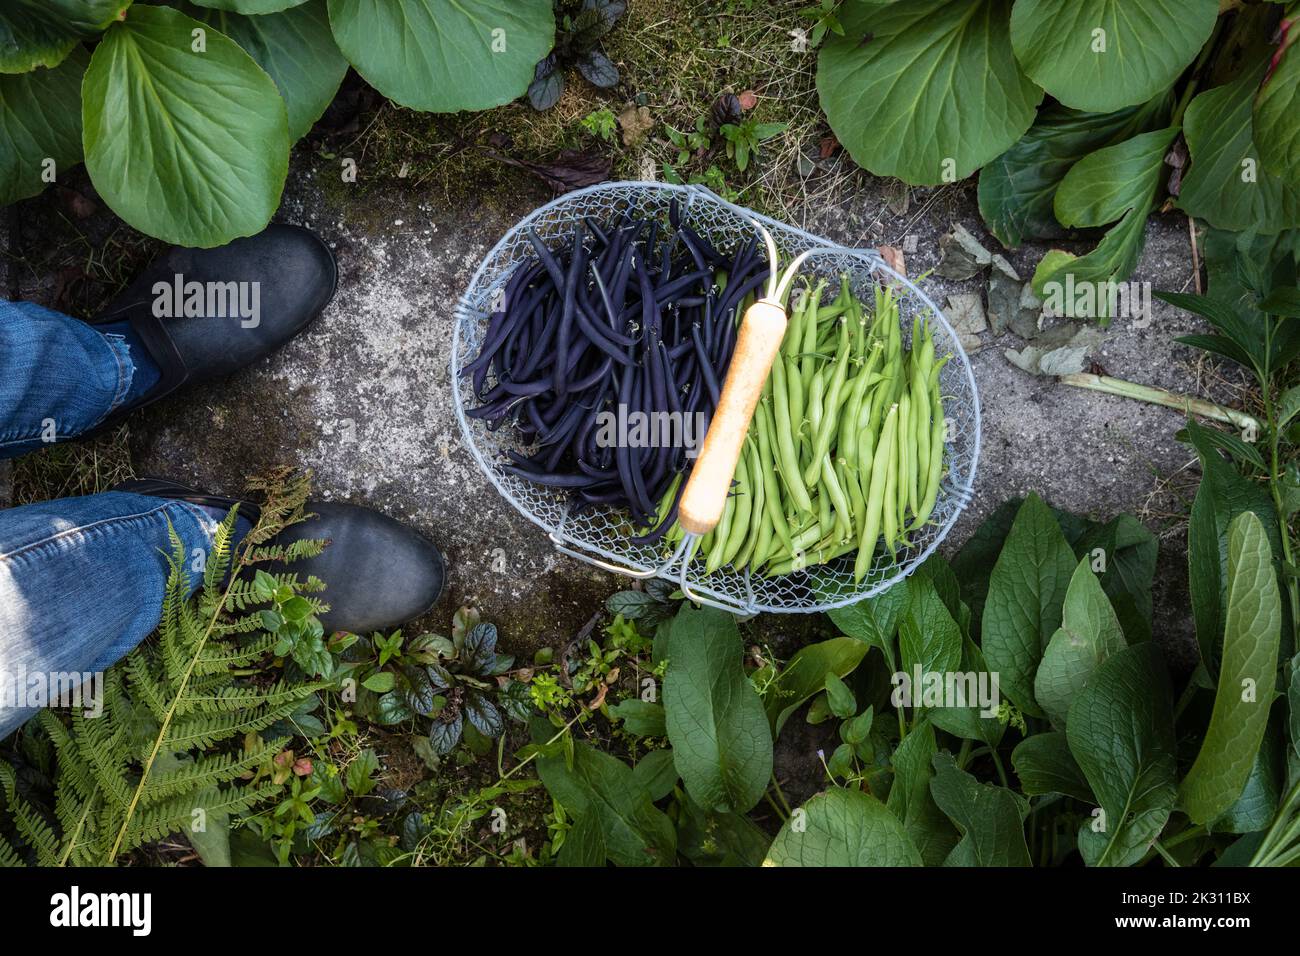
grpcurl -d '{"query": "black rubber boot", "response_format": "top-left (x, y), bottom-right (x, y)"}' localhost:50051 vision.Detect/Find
top-left (115, 479), bottom-right (445, 636)
top-left (87, 223), bottom-right (337, 428)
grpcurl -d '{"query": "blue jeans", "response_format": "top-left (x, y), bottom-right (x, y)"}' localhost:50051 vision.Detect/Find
top-left (0, 299), bottom-right (217, 737)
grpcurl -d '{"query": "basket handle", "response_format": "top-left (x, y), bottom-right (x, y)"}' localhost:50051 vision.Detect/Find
top-left (678, 299), bottom-right (788, 535)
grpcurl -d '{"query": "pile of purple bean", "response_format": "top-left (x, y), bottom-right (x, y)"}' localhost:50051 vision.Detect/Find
top-left (463, 201), bottom-right (771, 534)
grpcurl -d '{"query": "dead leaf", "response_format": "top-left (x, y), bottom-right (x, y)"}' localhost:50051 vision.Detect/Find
top-left (1004, 323), bottom-right (1103, 376)
top-left (588, 683), bottom-right (609, 710)
top-left (946, 293), bottom-right (986, 353)
top-left (936, 224), bottom-right (993, 280)
top-left (618, 103), bottom-right (654, 147)
top-left (884, 180), bottom-right (910, 217)
top-left (877, 245), bottom-right (906, 277)
top-left (818, 134), bottom-right (839, 159)
top-left (483, 147), bottom-right (612, 194)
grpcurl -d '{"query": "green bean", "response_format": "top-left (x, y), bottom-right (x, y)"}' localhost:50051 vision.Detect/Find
top-left (785, 357), bottom-right (806, 455)
top-left (808, 364), bottom-right (826, 430)
top-left (911, 383), bottom-right (947, 531)
top-left (769, 538), bottom-right (857, 577)
top-left (706, 469), bottom-right (734, 573)
top-left (821, 455), bottom-right (853, 541)
top-left (755, 401), bottom-right (795, 550)
top-left (896, 391), bottom-right (911, 522)
top-left (770, 352), bottom-right (813, 514)
top-left (882, 427), bottom-right (900, 556)
top-left (839, 456), bottom-right (865, 526)
top-left (854, 402), bottom-right (897, 583)
top-left (800, 280), bottom-right (823, 386)
top-left (804, 316), bottom-right (851, 486)
top-left (720, 442), bottom-right (753, 567)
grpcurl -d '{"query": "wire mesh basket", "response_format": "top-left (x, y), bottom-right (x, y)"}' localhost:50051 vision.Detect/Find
top-left (453, 182), bottom-right (980, 615)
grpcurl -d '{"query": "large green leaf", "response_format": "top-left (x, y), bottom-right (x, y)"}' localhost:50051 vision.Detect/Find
top-left (885, 721), bottom-right (958, 865)
top-left (676, 794), bottom-right (771, 867)
top-left (1011, 731), bottom-right (1093, 802)
top-left (1254, 27), bottom-right (1300, 184)
top-left (190, 0), bottom-right (309, 11)
top-left (816, 0), bottom-right (1041, 186)
top-left (763, 787), bottom-right (921, 867)
top-left (1184, 419), bottom-right (1281, 676)
top-left (1178, 61), bottom-right (1300, 234)
top-left (1037, 126), bottom-right (1179, 294)
top-left (1054, 126), bottom-right (1180, 228)
top-left (981, 492), bottom-right (1076, 716)
top-left (765, 637), bottom-right (868, 736)
top-left (82, 5), bottom-right (289, 247)
top-left (1073, 513), bottom-right (1158, 644)
top-left (32, 0), bottom-right (133, 36)
top-left (927, 635), bottom-right (1006, 746)
top-left (1033, 558), bottom-right (1127, 728)
top-left (1291, 651), bottom-right (1300, 762)
top-left (0, 45), bottom-right (87, 204)
top-left (828, 577), bottom-right (907, 665)
top-left (898, 574), bottom-right (963, 687)
top-left (663, 606), bottom-right (772, 815)
top-left (951, 498), bottom-right (1021, 634)
top-left (326, 0), bottom-right (554, 113)
top-left (0, 1), bottom-right (129, 73)
top-left (1067, 643), bottom-right (1177, 867)
top-left (183, 0), bottom-right (345, 141)
top-left (535, 738), bottom-right (676, 867)
top-left (1009, 0), bottom-right (1219, 113)
top-left (929, 752), bottom-right (1031, 866)
top-left (1180, 511), bottom-right (1282, 824)
top-left (1213, 714), bottom-right (1283, 834)
top-left (978, 95), bottom-right (1170, 247)
top-left (0, 13), bottom-right (76, 73)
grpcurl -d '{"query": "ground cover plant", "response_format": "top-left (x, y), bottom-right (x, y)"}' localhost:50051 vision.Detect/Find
top-left (818, 0), bottom-right (1300, 297)
top-left (0, 0), bottom-right (558, 245)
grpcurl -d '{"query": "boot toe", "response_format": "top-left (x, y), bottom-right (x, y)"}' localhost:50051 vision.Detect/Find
top-left (287, 503), bottom-right (444, 636)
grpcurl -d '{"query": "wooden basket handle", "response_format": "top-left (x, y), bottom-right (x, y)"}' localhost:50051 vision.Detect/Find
top-left (678, 299), bottom-right (788, 535)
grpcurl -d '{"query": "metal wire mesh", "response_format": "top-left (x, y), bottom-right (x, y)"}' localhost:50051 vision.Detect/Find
top-left (453, 182), bottom-right (980, 614)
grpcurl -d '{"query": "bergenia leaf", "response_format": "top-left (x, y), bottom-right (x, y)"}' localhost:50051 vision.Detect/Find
top-left (1010, 0), bottom-right (1219, 113)
top-left (82, 4), bottom-right (289, 247)
top-left (817, 0), bottom-right (1042, 186)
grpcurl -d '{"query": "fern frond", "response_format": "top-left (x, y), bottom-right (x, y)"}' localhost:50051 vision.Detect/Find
top-left (142, 739), bottom-right (282, 803)
top-left (36, 712), bottom-right (96, 807)
top-left (201, 508), bottom-right (240, 596)
top-left (176, 682), bottom-right (316, 716)
top-left (166, 692), bottom-right (314, 753)
top-left (193, 635), bottom-right (278, 673)
top-left (245, 538), bottom-right (327, 565)
top-left (123, 782), bottom-right (282, 852)
top-left (0, 833), bottom-right (23, 867)
top-left (125, 654), bottom-right (168, 724)
top-left (213, 617), bottom-right (265, 639)
top-left (69, 712), bottom-right (133, 811)
top-left (225, 572), bottom-right (325, 612)
top-left (0, 759), bottom-right (16, 802)
top-left (9, 796), bottom-right (62, 866)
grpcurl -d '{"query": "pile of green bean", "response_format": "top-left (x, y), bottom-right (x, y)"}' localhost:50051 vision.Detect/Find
top-left (657, 275), bottom-right (951, 580)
